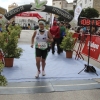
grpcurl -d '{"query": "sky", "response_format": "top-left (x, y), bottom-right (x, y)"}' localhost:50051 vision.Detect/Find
top-left (0, 0), bottom-right (73, 11)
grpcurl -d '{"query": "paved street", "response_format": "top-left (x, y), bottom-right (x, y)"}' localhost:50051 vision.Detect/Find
top-left (0, 90), bottom-right (100, 100)
top-left (0, 30), bottom-right (100, 100)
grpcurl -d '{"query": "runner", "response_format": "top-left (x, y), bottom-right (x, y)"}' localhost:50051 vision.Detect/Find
top-left (31, 19), bottom-right (53, 78)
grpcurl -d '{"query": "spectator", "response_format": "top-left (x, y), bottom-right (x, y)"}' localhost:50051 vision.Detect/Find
top-left (28, 23), bottom-right (31, 30)
top-left (86, 26), bottom-right (90, 34)
top-left (5, 22), bottom-right (10, 32)
top-left (23, 23), bottom-right (26, 29)
top-left (82, 26), bottom-right (86, 33)
top-left (0, 23), bottom-right (2, 32)
top-left (50, 21), bottom-right (60, 54)
top-left (34, 24), bottom-right (39, 30)
top-left (91, 27), bottom-right (96, 35)
top-left (12, 21), bottom-right (15, 26)
top-left (25, 24), bottom-right (27, 30)
top-left (66, 22), bottom-right (71, 29)
top-left (77, 26), bottom-right (81, 33)
top-left (96, 29), bottom-right (100, 36)
top-left (59, 21), bottom-right (66, 53)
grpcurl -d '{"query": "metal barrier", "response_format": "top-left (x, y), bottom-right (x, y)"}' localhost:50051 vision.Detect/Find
top-left (73, 33), bottom-right (84, 60)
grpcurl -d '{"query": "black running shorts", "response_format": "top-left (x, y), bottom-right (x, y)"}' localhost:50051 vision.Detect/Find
top-left (35, 48), bottom-right (48, 59)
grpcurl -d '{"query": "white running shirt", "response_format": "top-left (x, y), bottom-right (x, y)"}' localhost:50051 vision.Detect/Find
top-left (35, 29), bottom-right (48, 50)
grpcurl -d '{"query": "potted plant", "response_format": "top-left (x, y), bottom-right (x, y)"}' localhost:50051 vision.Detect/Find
top-left (0, 27), bottom-right (23, 67)
top-left (0, 60), bottom-right (7, 86)
top-left (8, 24), bottom-right (22, 38)
top-left (60, 31), bottom-right (76, 58)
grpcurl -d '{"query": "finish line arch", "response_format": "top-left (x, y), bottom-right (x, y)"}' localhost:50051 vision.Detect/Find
top-left (4, 0), bottom-right (73, 22)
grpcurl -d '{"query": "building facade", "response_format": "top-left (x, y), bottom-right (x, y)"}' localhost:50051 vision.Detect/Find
top-left (8, 3), bottom-right (18, 11)
top-left (0, 7), bottom-right (7, 15)
top-left (8, 3), bottom-right (18, 22)
top-left (52, 0), bottom-right (73, 10)
top-left (76, 0), bottom-right (100, 14)
top-left (73, 0), bottom-right (77, 10)
top-left (93, 0), bottom-right (100, 14)
top-left (65, 3), bottom-right (73, 10)
top-left (77, 0), bottom-right (93, 8)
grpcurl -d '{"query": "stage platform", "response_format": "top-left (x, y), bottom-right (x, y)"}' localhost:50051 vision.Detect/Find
top-left (2, 44), bottom-right (100, 82)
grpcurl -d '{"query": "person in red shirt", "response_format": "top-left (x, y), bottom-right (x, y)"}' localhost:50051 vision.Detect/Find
top-left (50, 21), bottom-right (60, 54)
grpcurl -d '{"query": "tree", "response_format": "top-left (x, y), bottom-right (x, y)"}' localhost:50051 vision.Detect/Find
top-left (68, 10), bottom-right (74, 17)
top-left (80, 7), bottom-right (99, 18)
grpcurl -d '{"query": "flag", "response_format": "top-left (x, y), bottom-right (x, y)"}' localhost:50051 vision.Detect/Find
top-left (49, 14), bottom-right (54, 27)
top-left (74, 5), bottom-right (82, 21)
top-left (51, 14), bottom-right (54, 25)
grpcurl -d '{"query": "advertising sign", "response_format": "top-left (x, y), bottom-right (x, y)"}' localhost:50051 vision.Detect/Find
top-left (74, 5), bottom-right (82, 21)
top-left (16, 12), bottom-right (42, 19)
top-left (82, 35), bottom-right (100, 60)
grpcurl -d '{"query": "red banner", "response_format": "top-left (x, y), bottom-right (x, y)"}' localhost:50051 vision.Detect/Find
top-left (73, 33), bottom-right (79, 38)
top-left (16, 12), bottom-right (42, 19)
top-left (82, 35), bottom-right (100, 61)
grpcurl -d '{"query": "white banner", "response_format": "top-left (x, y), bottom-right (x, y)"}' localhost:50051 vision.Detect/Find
top-left (74, 5), bottom-right (82, 21)
top-left (49, 14), bottom-right (54, 27)
top-left (51, 14), bottom-right (54, 26)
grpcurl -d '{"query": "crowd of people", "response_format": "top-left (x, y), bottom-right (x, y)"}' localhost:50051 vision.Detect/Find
top-left (50, 21), bottom-right (70, 54)
top-left (1, 19), bottom-right (100, 78)
top-left (75, 26), bottom-right (100, 36)
top-left (0, 21), bottom-right (16, 33)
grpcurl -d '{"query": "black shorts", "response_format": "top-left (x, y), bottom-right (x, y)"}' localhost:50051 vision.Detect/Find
top-left (35, 48), bottom-right (48, 59)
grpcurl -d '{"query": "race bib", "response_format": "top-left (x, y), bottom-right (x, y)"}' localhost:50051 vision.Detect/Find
top-left (37, 42), bottom-right (47, 49)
